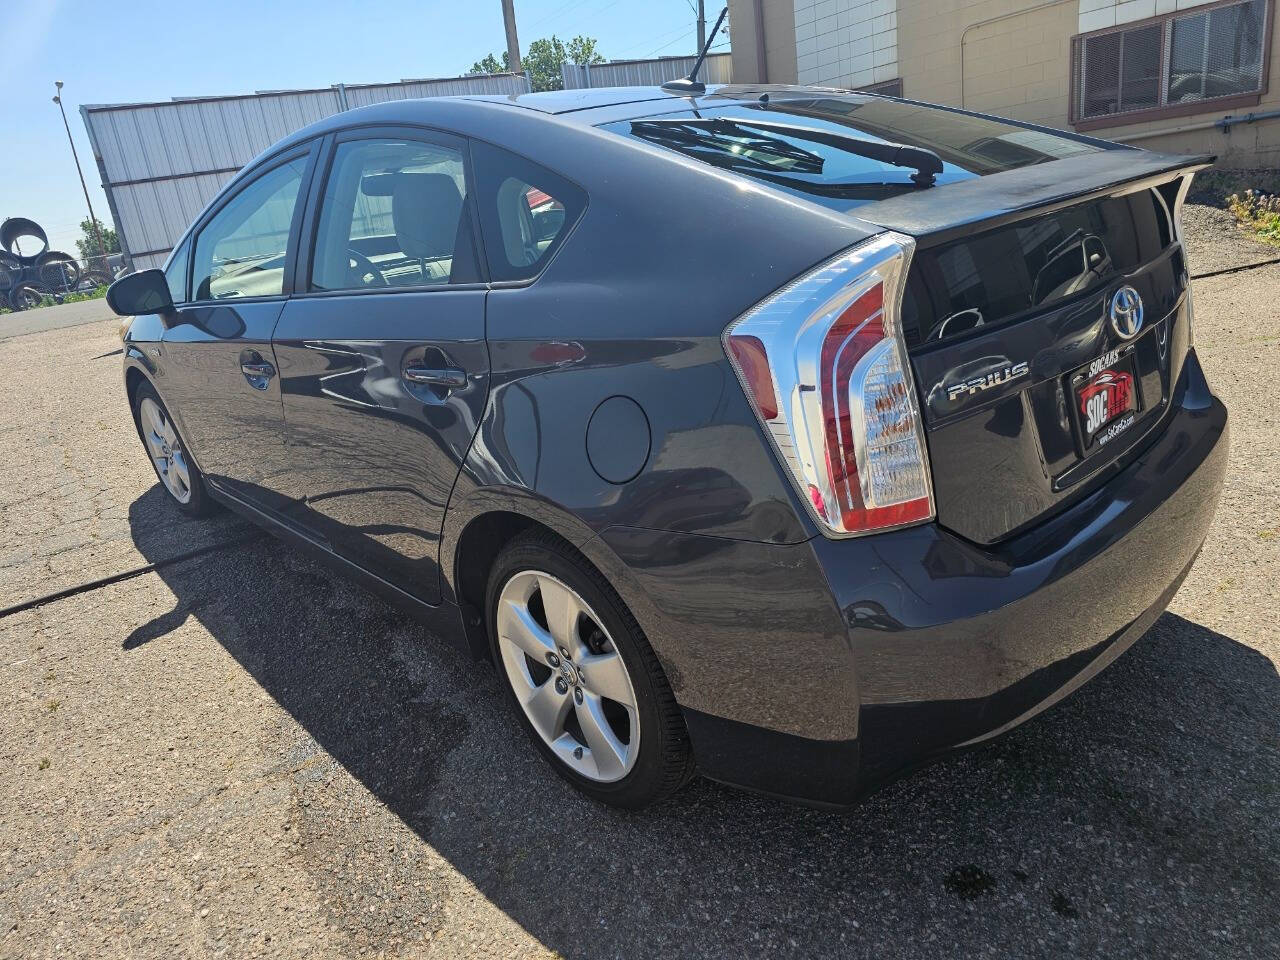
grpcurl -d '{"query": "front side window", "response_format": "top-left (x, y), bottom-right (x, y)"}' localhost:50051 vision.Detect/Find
top-left (471, 140), bottom-right (586, 282)
top-left (192, 158), bottom-right (306, 301)
top-left (311, 138), bottom-right (474, 291)
top-left (1075, 0), bottom-right (1266, 122)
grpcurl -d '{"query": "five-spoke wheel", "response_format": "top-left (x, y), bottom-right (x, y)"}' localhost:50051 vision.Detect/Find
top-left (139, 396), bottom-right (193, 504)
top-left (131, 382), bottom-right (213, 516)
top-left (487, 531), bottom-right (693, 807)
top-left (496, 570), bottom-right (640, 782)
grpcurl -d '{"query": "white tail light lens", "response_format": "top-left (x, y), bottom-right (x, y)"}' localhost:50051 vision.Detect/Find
top-left (724, 232), bottom-right (934, 537)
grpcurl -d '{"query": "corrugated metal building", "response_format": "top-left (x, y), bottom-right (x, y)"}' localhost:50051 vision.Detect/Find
top-left (561, 53), bottom-right (732, 90)
top-left (81, 73), bottom-right (530, 271)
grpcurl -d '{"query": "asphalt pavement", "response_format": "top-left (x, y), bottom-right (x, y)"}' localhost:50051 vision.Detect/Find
top-left (0, 212), bottom-right (1276, 959)
top-left (0, 297), bottom-right (117, 341)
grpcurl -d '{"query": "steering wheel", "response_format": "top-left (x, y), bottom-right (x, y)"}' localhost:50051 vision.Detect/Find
top-left (347, 248), bottom-right (388, 288)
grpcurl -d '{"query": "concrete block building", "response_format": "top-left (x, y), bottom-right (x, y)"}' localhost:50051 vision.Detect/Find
top-left (729, 0), bottom-right (1279, 165)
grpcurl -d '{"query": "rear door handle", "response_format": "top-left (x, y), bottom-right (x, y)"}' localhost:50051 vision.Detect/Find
top-left (403, 366), bottom-right (467, 389)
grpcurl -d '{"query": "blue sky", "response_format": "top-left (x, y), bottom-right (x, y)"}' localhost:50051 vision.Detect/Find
top-left (0, 0), bottom-right (715, 259)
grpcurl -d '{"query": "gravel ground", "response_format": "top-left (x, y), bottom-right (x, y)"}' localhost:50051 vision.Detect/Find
top-left (0, 215), bottom-right (1276, 959)
top-left (1182, 203), bottom-right (1280, 276)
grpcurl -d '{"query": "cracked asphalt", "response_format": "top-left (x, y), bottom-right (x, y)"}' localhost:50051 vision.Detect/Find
top-left (1, 210), bottom-right (1277, 958)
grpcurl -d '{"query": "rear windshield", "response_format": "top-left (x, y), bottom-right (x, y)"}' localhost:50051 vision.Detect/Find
top-left (902, 189), bottom-right (1173, 347)
top-left (605, 95), bottom-right (1104, 213)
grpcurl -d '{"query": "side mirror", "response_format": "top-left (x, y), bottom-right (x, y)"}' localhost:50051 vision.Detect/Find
top-left (106, 269), bottom-right (173, 317)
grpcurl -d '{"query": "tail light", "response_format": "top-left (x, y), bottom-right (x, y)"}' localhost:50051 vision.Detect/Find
top-left (724, 232), bottom-right (933, 537)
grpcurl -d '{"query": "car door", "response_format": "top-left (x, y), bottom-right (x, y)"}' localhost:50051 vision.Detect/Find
top-left (271, 129), bottom-right (489, 604)
top-left (159, 143), bottom-right (318, 516)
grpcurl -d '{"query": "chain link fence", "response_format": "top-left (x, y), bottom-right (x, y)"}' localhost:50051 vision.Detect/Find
top-left (0, 216), bottom-right (124, 312)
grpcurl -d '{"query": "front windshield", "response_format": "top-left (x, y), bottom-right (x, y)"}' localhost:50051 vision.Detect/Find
top-left (606, 95), bottom-right (1104, 212)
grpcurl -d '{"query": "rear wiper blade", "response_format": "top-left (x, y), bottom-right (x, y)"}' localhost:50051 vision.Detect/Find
top-left (711, 160), bottom-right (920, 200)
top-left (630, 119), bottom-right (826, 174)
top-left (632, 116), bottom-right (944, 187)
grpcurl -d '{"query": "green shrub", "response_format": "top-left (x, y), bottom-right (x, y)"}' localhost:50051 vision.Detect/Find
top-left (1227, 189), bottom-right (1280, 245)
top-left (60, 284), bottom-right (109, 304)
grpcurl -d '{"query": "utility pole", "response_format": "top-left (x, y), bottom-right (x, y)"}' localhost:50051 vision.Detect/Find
top-left (696, 0), bottom-right (706, 53)
top-left (52, 80), bottom-right (107, 270)
top-left (501, 0), bottom-right (522, 74)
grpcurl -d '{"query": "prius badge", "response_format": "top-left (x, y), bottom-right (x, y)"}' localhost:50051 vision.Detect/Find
top-left (943, 360), bottom-right (1030, 402)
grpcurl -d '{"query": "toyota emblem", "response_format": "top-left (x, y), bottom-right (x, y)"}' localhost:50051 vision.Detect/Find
top-left (1109, 286), bottom-right (1144, 340)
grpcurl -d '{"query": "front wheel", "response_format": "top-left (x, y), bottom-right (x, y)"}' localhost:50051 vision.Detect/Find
top-left (486, 531), bottom-right (694, 808)
top-left (132, 382), bottom-right (214, 516)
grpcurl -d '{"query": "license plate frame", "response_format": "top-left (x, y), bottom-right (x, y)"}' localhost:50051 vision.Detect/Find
top-left (1068, 343), bottom-right (1142, 454)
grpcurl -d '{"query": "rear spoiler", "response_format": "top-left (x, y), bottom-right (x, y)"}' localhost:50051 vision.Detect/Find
top-left (854, 149), bottom-right (1215, 247)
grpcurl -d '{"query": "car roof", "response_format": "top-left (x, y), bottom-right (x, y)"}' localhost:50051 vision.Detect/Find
top-left (460, 86), bottom-right (689, 116)
top-left (458, 84), bottom-right (877, 121)
top-left (255, 84), bottom-right (869, 164)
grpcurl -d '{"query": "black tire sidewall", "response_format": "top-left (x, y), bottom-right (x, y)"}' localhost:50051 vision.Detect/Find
top-left (132, 381), bottom-right (211, 517)
top-left (486, 535), bottom-right (685, 808)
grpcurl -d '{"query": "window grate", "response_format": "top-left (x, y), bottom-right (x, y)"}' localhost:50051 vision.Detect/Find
top-left (1075, 0), bottom-right (1267, 122)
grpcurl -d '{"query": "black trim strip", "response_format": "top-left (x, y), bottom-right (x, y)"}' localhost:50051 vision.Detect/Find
top-left (110, 167), bottom-right (242, 189)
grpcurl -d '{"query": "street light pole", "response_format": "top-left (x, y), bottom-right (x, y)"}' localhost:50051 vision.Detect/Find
top-left (52, 81), bottom-right (107, 270)
top-left (697, 0), bottom-right (706, 54)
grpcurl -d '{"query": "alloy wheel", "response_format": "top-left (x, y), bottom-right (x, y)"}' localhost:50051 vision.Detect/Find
top-left (496, 570), bottom-right (640, 782)
top-left (139, 397), bottom-right (193, 504)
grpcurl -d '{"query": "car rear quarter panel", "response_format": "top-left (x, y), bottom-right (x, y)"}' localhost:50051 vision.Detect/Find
top-left (442, 106), bottom-right (879, 564)
top-left (436, 108), bottom-right (879, 786)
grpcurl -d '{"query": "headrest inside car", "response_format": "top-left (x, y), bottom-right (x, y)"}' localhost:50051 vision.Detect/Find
top-left (361, 173), bottom-right (398, 197)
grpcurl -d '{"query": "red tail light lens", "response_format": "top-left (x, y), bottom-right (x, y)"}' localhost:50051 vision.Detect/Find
top-left (724, 233), bottom-right (934, 537)
top-left (726, 334), bottom-right (778, 421)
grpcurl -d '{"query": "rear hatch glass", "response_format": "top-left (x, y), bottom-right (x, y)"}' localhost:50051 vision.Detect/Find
top-left (902, 188), bottom-right (1173, 347)
top-left (605, 95), bottom-right (1104, 213)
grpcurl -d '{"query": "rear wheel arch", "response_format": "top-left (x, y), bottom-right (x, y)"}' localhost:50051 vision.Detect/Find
top-left (452, 510), bottom-right (543, 660)
top-left (448, 508), bottom-right (644, 669)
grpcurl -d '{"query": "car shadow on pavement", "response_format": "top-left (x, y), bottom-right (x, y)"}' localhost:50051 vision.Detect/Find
top-left (125, 489), bottom-right (1280, 958)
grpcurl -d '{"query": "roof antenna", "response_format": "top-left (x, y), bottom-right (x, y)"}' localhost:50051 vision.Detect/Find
top-left (662, 6), bottom-right (728, 96)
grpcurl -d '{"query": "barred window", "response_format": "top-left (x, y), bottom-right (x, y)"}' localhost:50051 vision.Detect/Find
top-left (1075, 0), bottom-right (1267, 123)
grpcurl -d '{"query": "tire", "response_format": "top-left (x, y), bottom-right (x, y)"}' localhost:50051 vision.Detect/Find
top-left (77, 270), bottom-right (112, 291)
top-left (0, 253), bottom-right (19, 291)
top-left (9, 285), bottom-right (44, 311)
top-left (131, 381), bottom-right (214, 516)
top-left (35, 251), bottom-right (80, 292)
top-left (486, 529), bottom-right (694, 808)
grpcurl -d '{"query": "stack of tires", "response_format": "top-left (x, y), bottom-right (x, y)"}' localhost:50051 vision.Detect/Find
top-left (0, 217), bottom-right (112, 311)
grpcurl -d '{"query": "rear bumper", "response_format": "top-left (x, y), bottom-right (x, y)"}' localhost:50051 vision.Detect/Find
top-left (593, 349), bottom-right (1227, 808)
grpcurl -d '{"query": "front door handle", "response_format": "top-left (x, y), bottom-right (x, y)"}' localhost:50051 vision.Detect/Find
top-left (403, 366), bottom-right (466, 389)
top-left (240, 359), bottom-right (276, 389)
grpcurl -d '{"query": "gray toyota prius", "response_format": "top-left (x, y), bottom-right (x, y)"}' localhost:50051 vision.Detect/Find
top-left (108, 84), bottom-right (1228, 809)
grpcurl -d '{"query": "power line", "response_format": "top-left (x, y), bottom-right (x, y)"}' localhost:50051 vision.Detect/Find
top-left (526, 0), bottom-right (599, 33)
top-left (574, 0), bottom-right (626, 30)
top-left (526, 0), bottom-right (586, 32)
top-left (618, 22), bottom-right (692, 58)
top-left (645, 29), bottom-right (695, 58)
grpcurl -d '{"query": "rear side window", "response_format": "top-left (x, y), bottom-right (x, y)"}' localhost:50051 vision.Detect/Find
top-left (311, 138), bottom-right (479, 291)
top-left (471, 141), bottom-right (585, 282)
